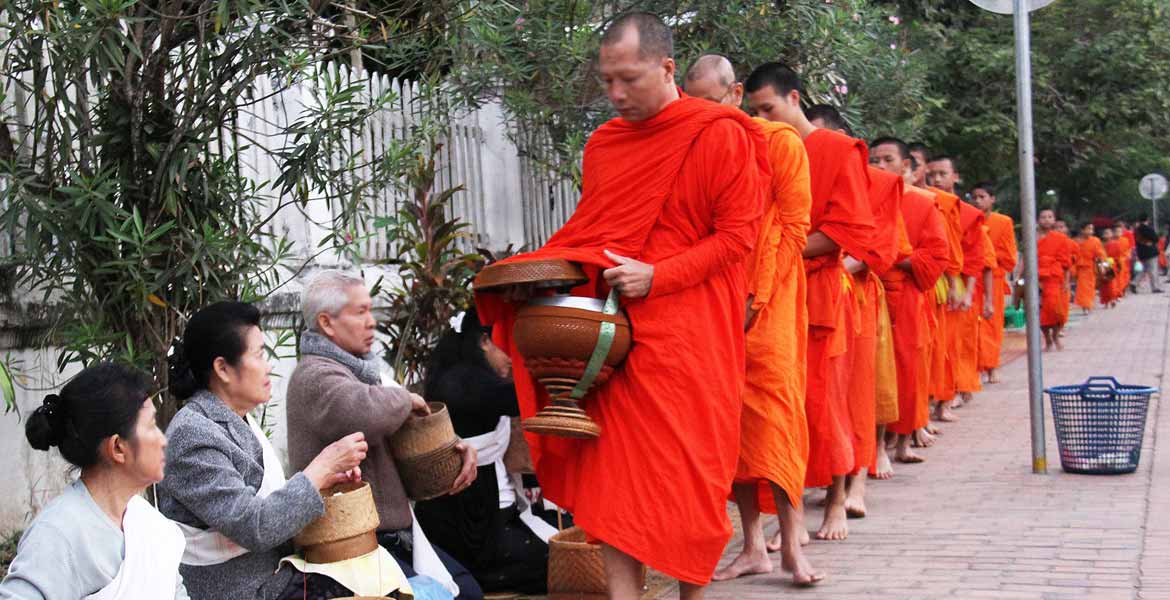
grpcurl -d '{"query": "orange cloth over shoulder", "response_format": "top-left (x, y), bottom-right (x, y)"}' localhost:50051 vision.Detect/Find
top-left (802, 128), bottom-right (874, 489)
top-left (885, 186), bottom-right (947, 435)
top-left (928, 188), bottom-right (964, 402)
top-left (1037, 231), bottom-right (1073, 327)
top-left (1075, 236), bottom-right (1106, 310)
top-left (737, 119), bottom-right (811, 513)
top-left (978, 213), bottom-right (1017, 371)
top-left (1059, 235), bottom-right (1079, 321)
top-left (475, 95), bottom-right (769, 585)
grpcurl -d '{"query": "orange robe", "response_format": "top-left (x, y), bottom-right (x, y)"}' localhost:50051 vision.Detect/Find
top-left (845, 166), bottom-right (901, 474)
top-left (1119, 235), bottom-right (1133, 293)
top-left (885, 186), bottom-right (948, 436)
top-left (929, 188), bottom-right (964, 402)
top-left (1038, 231), bottom-right (1074, 327)
top-left (874, 214), bottom-right (912, 428)
top-left (978, 213), bottom-right (1018, 371)
top-left (1075, 236), bottom-right (1106, 309)
top-left (475, 96), bottom-right (769, 584)
top-left (1103, 239), bottom-right (1123, 305)
top-left (1059, 236), bottom-right (1079, 321)
top-left (802, 128), bottom-right (875, 489)
top-left (738, 120), bottom-right (811, 512)
top-left (954, 201), bottom-right (987, 394)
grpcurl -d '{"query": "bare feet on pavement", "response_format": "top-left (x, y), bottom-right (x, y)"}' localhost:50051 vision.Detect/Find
top-left (712, 549), bottom-right (773, 581)
top-left (816, 504), bottom-right (848, 541)
top-left (870, 446), bottom-right (894, 479)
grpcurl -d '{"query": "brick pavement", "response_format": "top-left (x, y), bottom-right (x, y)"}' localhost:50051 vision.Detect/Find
top-left (651, 292), bottom-right (1170, 600)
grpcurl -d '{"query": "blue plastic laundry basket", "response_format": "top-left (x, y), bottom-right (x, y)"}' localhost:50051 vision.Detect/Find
top-left (1044, 376), bottom-right (1155, 474)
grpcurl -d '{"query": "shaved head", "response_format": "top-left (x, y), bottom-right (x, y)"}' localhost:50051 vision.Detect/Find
top-left (600, 12), bottom-right (674, 60)
top-left (681, 54), bottom-right (742, 106)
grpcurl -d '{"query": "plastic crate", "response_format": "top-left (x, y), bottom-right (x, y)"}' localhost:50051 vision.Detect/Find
top-left (1044, 376), bottom-right (1155, 474)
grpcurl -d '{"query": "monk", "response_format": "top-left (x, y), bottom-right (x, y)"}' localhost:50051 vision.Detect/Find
top-left (1074, 222), bottom-right (1106, 313)
top-left (1055, 220), bottom-right (1079, 325)
top-left (474, 14), bottom-right (770, 598)
top-left (682, 54), bottom-right (821, 587)
top-left (1116, 223), bottom-right (1134, 295)
top-left (970, 182), bottom-right (1017, 384)
top-left (1102, 226), bottom-right (1122, 307)
top-left (870, 137), bottom-right (949, 466)
top-left (745, 63), bottom-right (875, 542)
top-left (1037, 209), bottom-right (1073, 351)
top-left (952, 194), bottom-right (991, 409)
top-left (805, 104), bottom-right (900, 521)
top-left (925, 155), bottom-right (971, 420)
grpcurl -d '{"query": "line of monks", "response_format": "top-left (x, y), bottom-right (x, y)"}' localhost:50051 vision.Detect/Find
top-left (468, 13), bottom-right (1124, 599)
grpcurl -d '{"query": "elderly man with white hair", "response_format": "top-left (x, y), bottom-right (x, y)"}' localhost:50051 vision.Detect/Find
top-left (286, 270), bottom-right (483, 599)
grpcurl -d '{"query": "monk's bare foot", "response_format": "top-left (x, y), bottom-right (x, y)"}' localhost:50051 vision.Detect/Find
top-left (870, 447), bottom-right (894, 480)
top-left (951, 394), bottom-right (965, 409)
top-left (934, 405), bottom-right (959, 422)
top-left (925, 423), bottom-right (941, 435)
top-left (815, 505), bottom-right (848, 541)
top-left (844, 497), bottom-right (866, 519)
top-left (895, 447), bottom-right (925, 463)
top-left (780, 548), bottom-right (825, 587)
top-left (956, 391), bottom-right (973, 408)
top-left (912, 428), bottom-right (936, 448)
top-left (1055, 338), bottom-right (1064, 351)
top-left (767, 527), bottom-right (808, 551)
top-left (987, 370), bottom-right (1001, 384)
top-left (712, 549), bottom-right (773, 581)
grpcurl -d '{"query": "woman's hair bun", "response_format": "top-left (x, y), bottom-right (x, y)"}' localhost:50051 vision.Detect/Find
top-left (167, 337), bottom-right (197, 400)
top-left (25, 393), bottom-right (66, 451)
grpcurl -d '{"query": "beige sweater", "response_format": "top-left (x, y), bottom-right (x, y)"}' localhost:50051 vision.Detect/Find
top-left (286, 354), bottom-right (414, 531)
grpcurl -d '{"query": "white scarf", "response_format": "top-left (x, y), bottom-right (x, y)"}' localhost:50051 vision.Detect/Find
top-left (176, 414), bottom-right (286, 566)
top-left (86, 496), bottom-right (186, 600)
top-left (464, 417), bottom-right (558, 543)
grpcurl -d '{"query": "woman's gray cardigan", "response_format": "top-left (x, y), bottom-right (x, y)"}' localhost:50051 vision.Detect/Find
top-left (157, 391), bottom-right (325, 600)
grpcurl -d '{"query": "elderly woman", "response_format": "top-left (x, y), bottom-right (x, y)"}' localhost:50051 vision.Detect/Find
top-left (0, 363), bottom-right (188, 599)
top-left (414, 307), bottom-right (566, 595)
top-left (287, 271), bottom-right (483, 600)
top-left (158, 301), bottom-right (375, 600)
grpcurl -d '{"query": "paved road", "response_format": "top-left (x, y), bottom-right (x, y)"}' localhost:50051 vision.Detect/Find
top-left (650, 292), bottom-right (1170, 599)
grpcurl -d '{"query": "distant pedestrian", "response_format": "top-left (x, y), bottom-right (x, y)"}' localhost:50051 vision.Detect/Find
top-left (1133, 216), bottom-right (1162, 293)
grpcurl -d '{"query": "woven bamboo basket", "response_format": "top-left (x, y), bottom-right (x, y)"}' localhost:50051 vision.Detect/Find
top-left (391, 402), bottom-right (463, 500)
top-left (547, 527), bottom-right (645, 599)
top-left (294, 482), bottom-right (381, 563)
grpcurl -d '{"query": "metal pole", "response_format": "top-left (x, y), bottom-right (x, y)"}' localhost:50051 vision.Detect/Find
top-left (1014, 0), bottom-right (1047, 474)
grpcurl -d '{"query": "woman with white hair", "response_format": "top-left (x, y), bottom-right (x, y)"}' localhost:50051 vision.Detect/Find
top-left (287, 270), bottom-right (483, 600)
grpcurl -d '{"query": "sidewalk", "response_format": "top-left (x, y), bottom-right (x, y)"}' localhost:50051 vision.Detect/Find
top-left (658, 292), bottom-right (1169, 600)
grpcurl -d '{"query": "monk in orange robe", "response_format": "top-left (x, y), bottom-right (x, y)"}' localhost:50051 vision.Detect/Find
top-left (925, 156), bottom-right (969, 422)
top-left (1055, 220), bottom-right (1079, 324)
top-left (1037, 209), bottom-right (1073, 351)
top-left (950, 200), bottom-right (989, 407)
top-left (475, 16), bottom-right (770, 596)
top-left (745, 63), bottom-right (874, 542)
top-left (1116, 224), bottom-right (1133, 295)
top-left (1074, 222), bottom-right (1107, 313)
top-left (870, 137), bottom-right (949, 468)
top-left (805, 105), bottom-right (901, 522)
top-left (970, 182), bottom-right (1017, 383)
top-left (683, 55), bottom-right (821, 587)
top-left (1102, 227), bottom-right (1122, 307)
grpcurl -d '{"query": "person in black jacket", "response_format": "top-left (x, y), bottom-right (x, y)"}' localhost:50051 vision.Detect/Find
top-left (414, 307), bottom-right (565, 594)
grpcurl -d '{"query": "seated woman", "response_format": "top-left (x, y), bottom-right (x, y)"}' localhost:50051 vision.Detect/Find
top-left (0, 363), bottom-right (188, 599)
top-left (414, 307), bottom-right (565, 595)
top-left (157, 301), bottom-right (396, 600)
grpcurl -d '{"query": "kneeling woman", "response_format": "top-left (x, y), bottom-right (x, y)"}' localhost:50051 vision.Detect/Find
top-left (415, 308), bottom-right (563, 594)
top-left (158, 302), bottom-right (397, 600)
top-left (0, 363), bottom-right (188, 599)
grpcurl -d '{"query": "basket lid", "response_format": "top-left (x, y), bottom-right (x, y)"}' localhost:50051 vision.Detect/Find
top-left (474, 259), bottom-right (589, 292)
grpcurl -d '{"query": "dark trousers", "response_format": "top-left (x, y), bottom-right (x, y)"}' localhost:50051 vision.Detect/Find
top-left (378, 531), bottom-right (484, 600)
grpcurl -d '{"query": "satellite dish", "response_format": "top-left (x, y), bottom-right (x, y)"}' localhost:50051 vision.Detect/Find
top-left (968, 0), bottom-right (1058, 14)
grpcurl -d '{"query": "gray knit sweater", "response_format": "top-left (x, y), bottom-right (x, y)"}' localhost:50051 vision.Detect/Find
top-left (157, 391), bottom-right (325, 600)
top-left (286, 351), bottom-right (414, 532)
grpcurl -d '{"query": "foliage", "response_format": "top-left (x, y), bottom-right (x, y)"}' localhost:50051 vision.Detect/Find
top-left (358, 0), bottom-right (935, 185)
top-left (375, 144), bottom-right (484, 388)
top-left (883, 0), bottom-right (1170, 223)
top-left (0, 1), bottom-right (424, 424)
top-left (0, 528), bottom-right (17, 579)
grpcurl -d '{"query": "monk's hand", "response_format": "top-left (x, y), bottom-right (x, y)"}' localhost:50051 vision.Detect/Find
top-left (982, 301), bottom-right (994, 320)
top-left (959, 290), bottom-right (974, 311)
top-left (603, 250), bottom-right (653, 298)
top-left (745, 297), bottom-right (759, 331)
top-left (409, 392), bottom-right (430, 416)
top-left (843, 255), bottom-right (866, 275)
top-left (450, 441), bottom-right (478, 495)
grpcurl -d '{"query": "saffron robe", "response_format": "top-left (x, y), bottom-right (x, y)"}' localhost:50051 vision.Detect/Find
top-left (802, 128), bottom-right (875, 489)
top-left (1102, 239), bottom-right (1123, 305)
top-left (1075, 236), bottom-right (1106, 309)
top-left (874, 214), bottom-right (911, 428)
top-left (1118, 235), bottom-right (1133, 293)
top-left (929, 188), bottom-right (965, 402)
top-left (954, 201), bottom-right (988, 394)
top-left (1038, 231), bottom-right (1074, 327)
top-left (978, 213), bottom-right (1018, 371)
top-left (884, 186), bottom-right (948, 436)
top-left (737, 120), bottom-right (811, 512)
top-left (1059, 235), bottom-right (1079, 322)
top-left (475, 95), bottom-right (770, 584)
top-left (842, 166), bottom-right (902, 473)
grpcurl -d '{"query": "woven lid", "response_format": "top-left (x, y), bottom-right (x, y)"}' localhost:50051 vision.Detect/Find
top-left (294, 482), bottom-right (381, 549)
top-left (474, 259), bottom-right (589, 292)
top-left (390, 402), bottom-right (457, 460)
